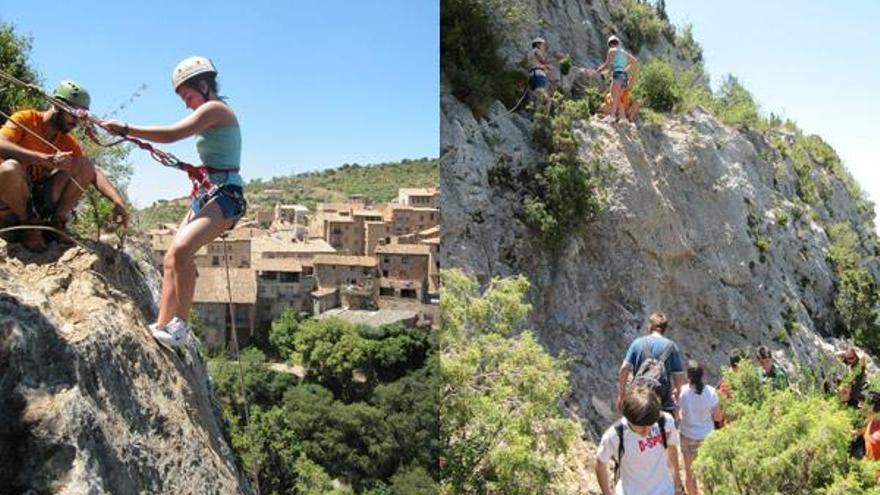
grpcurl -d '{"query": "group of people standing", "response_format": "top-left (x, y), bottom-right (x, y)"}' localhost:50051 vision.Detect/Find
top-left (527, 34), bottom-right (640, 122)
top-left (0, 56), bottom-right (245, 349)
top-left (595, 312), bottom-right (799, 495)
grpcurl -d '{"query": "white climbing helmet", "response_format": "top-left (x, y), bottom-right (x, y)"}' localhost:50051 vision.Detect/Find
top-left (607, 35), bottom-right (621, 46)
top-left (532, 37), bottom-right (546, 47)
top-left (171, 56), bottom-right (217, 90)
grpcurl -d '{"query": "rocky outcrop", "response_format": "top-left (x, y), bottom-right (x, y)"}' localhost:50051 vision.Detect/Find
top-left (442, 84), bottom-right (878, 440)
top-left (0, 239), bottom-right (252, 494)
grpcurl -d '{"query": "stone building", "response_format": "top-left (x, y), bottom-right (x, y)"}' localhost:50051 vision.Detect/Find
top-left (375, 244), bottom-right (432, 301)
top-left (192, 267), bottom-right (257, 351)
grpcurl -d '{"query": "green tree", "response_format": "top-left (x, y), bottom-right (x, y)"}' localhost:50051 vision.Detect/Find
top-left (440, 269), bottom-right (582, 495)
top-left (0, 21), bottom-right (43, 117)
top-left (632, 58), bottom-right (682, 112)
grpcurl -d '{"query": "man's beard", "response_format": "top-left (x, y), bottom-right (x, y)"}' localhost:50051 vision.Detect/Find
top-left (51, 111), bottom-right (76, 134)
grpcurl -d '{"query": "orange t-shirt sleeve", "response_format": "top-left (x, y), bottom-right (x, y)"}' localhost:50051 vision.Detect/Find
top-left (0, 110), bottom-right (30, 144)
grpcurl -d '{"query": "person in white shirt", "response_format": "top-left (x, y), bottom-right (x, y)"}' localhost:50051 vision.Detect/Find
top-left (596, 384), bottom-right (684, 495)
top-left (678, 360), bottom-right (723, 495)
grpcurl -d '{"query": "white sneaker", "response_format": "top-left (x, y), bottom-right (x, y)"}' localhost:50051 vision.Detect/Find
top-left (151, 316), bottom-right (191, 348)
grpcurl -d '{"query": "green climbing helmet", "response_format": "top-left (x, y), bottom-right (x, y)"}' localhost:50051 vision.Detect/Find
top-left (52, 80), bottom-right (91, 110)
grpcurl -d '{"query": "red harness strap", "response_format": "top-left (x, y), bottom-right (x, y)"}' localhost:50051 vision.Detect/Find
top-left (83, 122), bottom-right (238, 198)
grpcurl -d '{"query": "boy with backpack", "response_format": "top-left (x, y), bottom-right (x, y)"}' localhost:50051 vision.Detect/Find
top-left (616, 312), bottom-right (685, 415)
top-left (596, 384), bottom-right (685, 495)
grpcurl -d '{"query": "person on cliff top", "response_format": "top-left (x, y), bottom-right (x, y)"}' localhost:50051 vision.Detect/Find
top-left (836, 346), bottom-right (867, 408)
top-left (594, 35), bottom-right (639, 123)
top-left (0, 80), bottom-right (128, 251)
top-left (596, 384), bottom-right (685, 495)
top-left (103, 57), bottom-right (246, 348)
top-left (678, 360), bottom-right (722, 495)
top-left (617, 312), bottom-right (685, 417)
top-left (756, 345), bottom-right (789, 390)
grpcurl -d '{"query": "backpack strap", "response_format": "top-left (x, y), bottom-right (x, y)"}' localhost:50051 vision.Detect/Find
top-left (658, 340), bottom-right (675, 366)
top-left (639, 338), bottom-right (655, 362)
top-left (657, 414), bottom-right (668, 449)
top-left (613, 420), bottom-right (625, 483)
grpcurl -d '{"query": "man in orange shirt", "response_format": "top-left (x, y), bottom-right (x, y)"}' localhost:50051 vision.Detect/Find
top-left (0, 80), bottom-right (128, 250)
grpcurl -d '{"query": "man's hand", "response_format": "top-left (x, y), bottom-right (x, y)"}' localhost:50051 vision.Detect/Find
top-left (112, 203), bottom-right (129, 229)
top-left (45, 151), bottom-right (73, 172)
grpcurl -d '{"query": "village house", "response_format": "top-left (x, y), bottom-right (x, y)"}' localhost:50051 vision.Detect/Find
top-left (384, 204), bottom-right (440, 237)
top-left (375, 244), bottom-right (432, 302)
top-left (312, 254), bottom-right (379, 313)
top-left (397, 187), bottom-right (439, 208)
top-left (251, 235), bottom-right (336, 276)
top-left (253, 257), bottom-right (314, 327)
top-left (191, 267), bottom-right (257, 352)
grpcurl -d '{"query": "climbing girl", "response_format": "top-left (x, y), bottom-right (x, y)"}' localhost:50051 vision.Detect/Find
top-left (594, 35), bottom-right (639, 123)
top-left (103, 57), bottom-right (245, 347)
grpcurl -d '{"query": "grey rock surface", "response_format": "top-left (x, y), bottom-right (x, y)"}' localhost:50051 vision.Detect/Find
top-left (0, 240), bottom-right (252, 494)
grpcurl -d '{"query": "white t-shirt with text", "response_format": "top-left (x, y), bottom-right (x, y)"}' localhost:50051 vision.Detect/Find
top-left (596, 411), bottom-right (680, 495)
top-left (679, 384), bottom-right (719, 441)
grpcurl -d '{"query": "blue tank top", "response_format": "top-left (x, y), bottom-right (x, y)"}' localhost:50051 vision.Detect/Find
top-left (196, 124), bottom-right (243, 187)
top-left (612, 48), bottom-right (629, 72)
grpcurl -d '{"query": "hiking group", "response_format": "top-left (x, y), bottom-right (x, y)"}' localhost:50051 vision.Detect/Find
top-left (528, 34), bottom-right (639, 123)
top-left (0, 56), bottom-right (245, 349)
top-left (593, 312), bottom-right (880, 495)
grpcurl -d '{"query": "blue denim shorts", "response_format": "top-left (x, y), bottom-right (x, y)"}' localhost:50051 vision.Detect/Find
top-left (612, 69), bottom-right (628, 86)
top-left (529, 72), bottom-right (549, 90)
top-left (191, 185), bottom-right (247, 224)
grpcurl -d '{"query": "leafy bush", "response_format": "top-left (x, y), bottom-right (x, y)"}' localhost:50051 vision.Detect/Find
top-left (441, 0), bottom-right (525, 118)
top-left (440, 269), bottom-right (582, 495)
top-left (526, 96), bottom-right (613, 247)
top-left (611, 0), bottom-right (666, 53)
top-left (675, 23), bottom-right (703, 63)
top-left (826, 223), bottom-right (880, 354)
top-left (632, 58), bottom-right (681, 112)
top-left (711, 75), bottom-right (761, 129)
top-left (696, 388), bottom-right (859, 494)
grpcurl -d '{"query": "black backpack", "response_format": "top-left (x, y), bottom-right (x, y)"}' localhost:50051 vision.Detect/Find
top-left (632, 338), bottom-right (675, 403)
top-left (612, 415), bottom-right (668, 483)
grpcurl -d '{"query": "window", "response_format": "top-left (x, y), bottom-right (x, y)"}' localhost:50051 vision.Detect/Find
top-left (401, 256), bottom-right (409, 265)
top-left (383, 257), bottom-right (390, 264)
top-left (280, 272), bottom-right (299, 283)
top-left (212, 256), bottom-right (220, 266)
top-left (382, 270), bottom-right (389, 277)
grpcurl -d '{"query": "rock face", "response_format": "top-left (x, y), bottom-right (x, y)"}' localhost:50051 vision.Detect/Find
top-left (441, 1), bottom-right (879, 440)
top-left (0, 240), bottom-right (252, 494)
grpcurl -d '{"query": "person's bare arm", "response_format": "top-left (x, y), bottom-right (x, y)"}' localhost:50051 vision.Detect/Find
top-left (0, 132), bottom-right (72, 172)
top-left (673, 372), bottom-right (684, 406)
top-left (93, 166), bottom-right (129, 227)
top-left (103, 101), bottom-right (230, 143)
top-left (711, 403), bottom-right (723, 423)
top-left (617, 362), bottom-right (631, 411)
top-left (595, 49), bottom-right (613, 74)
top-left (667, 446), bottom-right (684, 493)
top-left (596, 460), bottom-right (614, 495)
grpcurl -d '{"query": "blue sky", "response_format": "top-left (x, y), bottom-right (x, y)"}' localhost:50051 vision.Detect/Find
top-left (665, 1), bottom-right (880, 226)
top-left (0, 1), bottom-right (439, 207)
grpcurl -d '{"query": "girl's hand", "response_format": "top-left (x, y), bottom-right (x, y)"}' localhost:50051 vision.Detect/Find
top-left (102, 120), bottom-right (129, 136)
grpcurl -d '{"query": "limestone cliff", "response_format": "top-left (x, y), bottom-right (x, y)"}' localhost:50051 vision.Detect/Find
top-left (441, 0), bottom-right (879, 443)
top-left (0, 239), bottom-right (252, 494)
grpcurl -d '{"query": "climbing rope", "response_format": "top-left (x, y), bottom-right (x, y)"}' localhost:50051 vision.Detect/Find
top-left (221, 235), bottom-right (261, 495)
top-left (0, 67), bottom-right (223, 199)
